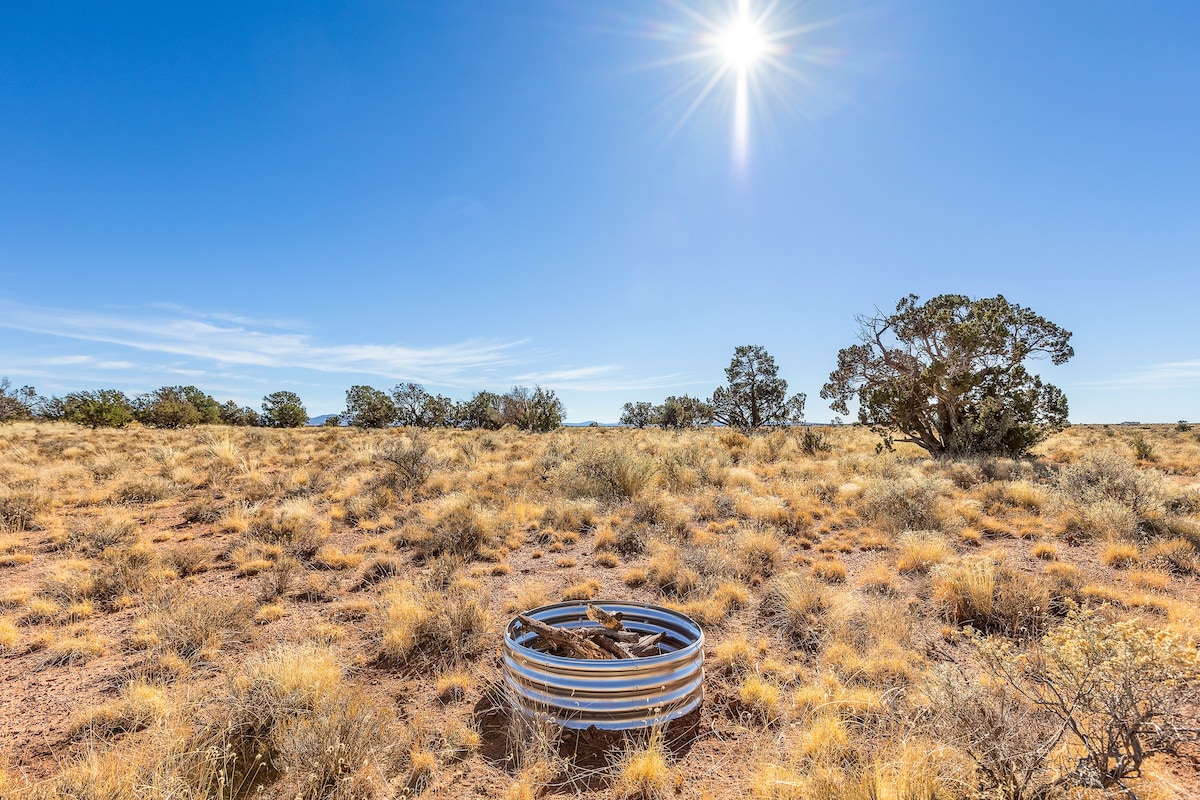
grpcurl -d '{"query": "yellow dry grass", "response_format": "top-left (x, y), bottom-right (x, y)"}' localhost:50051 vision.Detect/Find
top-left (0, 421), bottom-right (1195, 799)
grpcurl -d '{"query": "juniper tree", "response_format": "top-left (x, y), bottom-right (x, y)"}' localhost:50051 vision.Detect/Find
top-left (821, 294), bottom-right (1073, 457)
top-left (709, 346), bottom-right (805, 431)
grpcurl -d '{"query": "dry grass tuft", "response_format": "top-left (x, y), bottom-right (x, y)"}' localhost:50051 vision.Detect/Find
top-left (312, 545), bottom-right (364, 571)
top-left (0, 616), bottom-right (18, 652)
top-left (436, 669), bottom-right (472, 703)
top-left (613, 730), bottom-right (678, 800)
top-left (1145, 538), bottom-right (1199, 575)
top-left (895, 531), bottom-right (952, 574)
top-left (377, 578), bottom-right (491, 665)
top-left (138, 593), bottom-right (253, 663)
top-left (1102, 541), bottom-right (1140, 569)
top-left (562, 579), bottom-right (602, 601)
top-left (70, 510), bottom-right (141, 555)
top-left (503, 582), bottom-right (551, 615)
top-left (932, 558), bottom-right (1052, 639)
top-left (761, 572), bottom-right (829, 650)
top-left (254, 602), bottom-right (286, 625)
top-left (40, 625), bottom-right (107, 667)
top-left (812, 558), bottom-right (848, 583)
top-left (427, 496), bottom-right (488, 557)
top-left (1032, 541), bottom-right (1059, 561)
top-left (70, 681), bottom-right (167, 739)
top-left (205, 642), bottom-right (394, 795)
top-left (737, 673), bottom-right (784, 726)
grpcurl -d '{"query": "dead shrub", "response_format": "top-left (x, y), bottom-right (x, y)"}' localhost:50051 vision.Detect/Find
top-left (70, 511), bottom-right (140, 555)
top-left (1057, 449), bottom-right (1167, 537)
top-left (858, 477), bottom-right (948, 533)
top-left (970, 606), bottom-right (1200, 794)
top-left (140, 593), bottom-right (253, 663)
top-left (0, 490), bottom-right (45, 532)
top-left (563, 444), bottom-right (653, 502)
top-left (427, 497), bottom-right (487, 558)
top-left (380, 437), bottom-right (435, 493)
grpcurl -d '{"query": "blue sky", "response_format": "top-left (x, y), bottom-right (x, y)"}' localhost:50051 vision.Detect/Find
top-left (2, 1), bottom-right (1197, 423)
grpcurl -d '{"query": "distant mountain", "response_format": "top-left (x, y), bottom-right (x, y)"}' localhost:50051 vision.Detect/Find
top-left (563, 421), bottom-right (618, 427)
top-left (307, 414), bottom-right (345, 426)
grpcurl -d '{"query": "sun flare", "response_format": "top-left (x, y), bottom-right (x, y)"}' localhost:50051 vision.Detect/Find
top-left (717, 19), bottom-right (768, 68)
top-left (649, 0), bottom-right (817, 170)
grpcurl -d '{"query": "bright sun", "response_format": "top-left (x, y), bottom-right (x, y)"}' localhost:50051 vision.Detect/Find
top-left (648, 0), bottom-right (823, 169)
top-left (717, 19), bottom-right (768, 69)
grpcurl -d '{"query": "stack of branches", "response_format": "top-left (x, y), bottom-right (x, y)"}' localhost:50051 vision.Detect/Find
top-left (516, 605), bottom-right (664, 660)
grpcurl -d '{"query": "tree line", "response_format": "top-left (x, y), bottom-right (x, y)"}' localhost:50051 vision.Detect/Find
top-left (1, 294), bottom-right (1076, 457)
top-left (0, 380), bottom-right (566, 433)
top-left (338, 384), bottom-right (564, 432)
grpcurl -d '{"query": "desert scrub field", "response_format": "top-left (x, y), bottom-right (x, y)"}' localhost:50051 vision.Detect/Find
top-left (0, 421), bottom-right (1198, 799)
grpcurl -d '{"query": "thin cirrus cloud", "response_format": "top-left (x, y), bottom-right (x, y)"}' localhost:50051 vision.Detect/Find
top-left (45, 355), bottom-right (137, 370)
top-left (1086, 359), bottom-right (1200, 389)
top-left (0, 300), bottom-right (688, 393)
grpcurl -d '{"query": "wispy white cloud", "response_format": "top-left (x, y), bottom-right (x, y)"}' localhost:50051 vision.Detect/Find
top-left (147, 302), bottom-right (305, 331)
top-left (1085, 359), bottom-right (1200, 389)
top-left (0, 299), bottom-right (697, 395)
top-left (42, 355), bottom-right (137, 370)
top-left (0, 299), bottom-right (525, 386)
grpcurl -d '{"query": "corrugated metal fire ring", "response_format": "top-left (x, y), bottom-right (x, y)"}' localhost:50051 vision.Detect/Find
top-left (502, 600), bottom-right (705, 730)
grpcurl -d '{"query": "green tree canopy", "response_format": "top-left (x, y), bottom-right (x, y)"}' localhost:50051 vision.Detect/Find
top-left (218, 400), bottom-right (261, 427)
top-left (820, 294), bottom-right (1074, 458)
top-left (422, 393), bottom-right (458, 428)
top-left (135, 385), bottom-right (219, 428)
top-left (457, 391), bottom-right (503, 430)
top-left (391, 383), bottom-right (431, 427)
top-left (181, 386), bottom-right (222, 424)
top-left (657, 395), bottom-right (713, 429)
top-left (709, 345), bottom-right (805, 431)
top-left (261, 391), bottom-right (308, 428)
top-left (344, 385), bottom-right (396, 428)
top-left (500, 386), bottom-right (564, 432)
top-left (619, 401), bottom-right (655, 429)
top-left (57, 390), bottom-right (136, 428)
